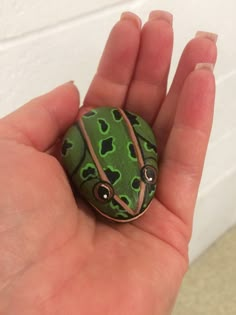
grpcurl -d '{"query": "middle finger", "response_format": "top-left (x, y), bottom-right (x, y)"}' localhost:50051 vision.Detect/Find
top-left (125, 10), bottom-right (173, 124)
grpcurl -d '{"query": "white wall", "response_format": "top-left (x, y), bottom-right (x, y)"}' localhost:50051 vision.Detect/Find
top-left (0, 0), bottom-right (235, 261)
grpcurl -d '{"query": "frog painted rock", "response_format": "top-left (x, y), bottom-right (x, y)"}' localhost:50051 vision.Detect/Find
top-left (61, 106), bottom-right (158, 222)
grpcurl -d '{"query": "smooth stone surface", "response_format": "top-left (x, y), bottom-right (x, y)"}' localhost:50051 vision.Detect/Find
top-left (61, 106), bottom-right (158, 222)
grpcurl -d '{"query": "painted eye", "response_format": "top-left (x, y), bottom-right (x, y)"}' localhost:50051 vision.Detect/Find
top-left (141, 165), bottom-right (157, 184)
top-left (93, 182), bottom-right (114, 203)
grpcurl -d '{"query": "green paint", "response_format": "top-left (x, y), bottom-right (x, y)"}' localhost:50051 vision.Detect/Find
top-left (127, 142), bottom-right (137, 161)
top-left (131, 176), bottom-right (141, 192)
top-left (97, 118), bottom-right (110, 134)
top-left (80, 162), bottom-right (98, 180)
top-left (61, 107), bottom-right (158, 222)
top-left (99, 136), bottom-right (116, 157)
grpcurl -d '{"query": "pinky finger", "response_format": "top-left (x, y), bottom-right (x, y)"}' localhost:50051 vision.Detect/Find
top-left (156, 63), bottom-right (215, 229)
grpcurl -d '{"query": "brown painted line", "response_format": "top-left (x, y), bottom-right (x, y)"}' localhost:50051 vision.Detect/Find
top-left (90, 198), bottom-right (153, 223)
top-left (119, 109), bottom-right (144, 168)
top-left (78, 119), bottom-right (107, 182)
top-left (118, 109), bottom-right (146, 214)
top-left (78, 118), bottom-right (135, 216)
top-left (137, 181), bottom-right (146, 211)
top-left (113, 195), bottom-right (135, 215)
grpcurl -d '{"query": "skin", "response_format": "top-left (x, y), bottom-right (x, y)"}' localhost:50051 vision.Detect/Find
top-left (0, 11), bottom-right (217, 315)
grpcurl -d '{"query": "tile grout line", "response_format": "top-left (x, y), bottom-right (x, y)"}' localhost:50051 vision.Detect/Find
top-left (0, 0), bottom-right (143, 51)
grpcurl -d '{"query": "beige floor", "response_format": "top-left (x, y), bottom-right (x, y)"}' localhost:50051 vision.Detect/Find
top-left (173, 226), bottom-right (236, 315)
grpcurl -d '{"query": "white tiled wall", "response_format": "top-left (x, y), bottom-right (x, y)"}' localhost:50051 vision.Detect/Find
top-left (0, 0), bottom-right (235, 261)
top-left (0, 0), bottom-right (129, 39)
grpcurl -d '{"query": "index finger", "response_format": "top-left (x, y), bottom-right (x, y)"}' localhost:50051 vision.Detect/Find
top-left (83, 12), bottom-right (141, 110)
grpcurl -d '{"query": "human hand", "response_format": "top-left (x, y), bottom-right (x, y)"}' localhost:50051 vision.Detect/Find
top-left (0, 11), bottom-right (217, 315)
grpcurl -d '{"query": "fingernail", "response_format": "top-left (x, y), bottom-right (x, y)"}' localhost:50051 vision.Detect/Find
top-left (149, 10), bottom-right (173, 25)
top-left (120, 12), bottom-right (142, 29)
top-left (195, 63), bottom-right (214, 71)
top-left (195, 31), bottom-right (218, 43)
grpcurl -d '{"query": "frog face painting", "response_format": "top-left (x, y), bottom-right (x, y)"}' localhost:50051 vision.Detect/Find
top-left (61, 107), bottom-right (158, 222)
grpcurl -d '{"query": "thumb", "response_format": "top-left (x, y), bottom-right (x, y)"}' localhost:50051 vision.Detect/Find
top-left (0, 82), bottom-right (80, 152)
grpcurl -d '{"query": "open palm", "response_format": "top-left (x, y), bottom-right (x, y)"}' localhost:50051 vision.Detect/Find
top-left (0, 11), bottom-right (217, 315)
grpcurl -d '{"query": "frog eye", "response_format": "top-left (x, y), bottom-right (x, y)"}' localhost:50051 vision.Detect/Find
top-left (93, 182), bottom-right (114, 203)
top-left (141, 165), bottom-right (157, 184)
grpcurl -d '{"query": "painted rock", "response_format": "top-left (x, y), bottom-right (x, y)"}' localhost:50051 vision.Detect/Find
top-left (61, 107), bottom-right (158, 222)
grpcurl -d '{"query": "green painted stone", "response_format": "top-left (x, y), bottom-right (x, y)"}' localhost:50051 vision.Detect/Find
top-left (61, 107), bottom-right (158, 222)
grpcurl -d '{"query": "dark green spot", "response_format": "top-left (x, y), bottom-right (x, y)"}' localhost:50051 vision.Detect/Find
top-left (99, 137), bottom-right (115, 157)
top-left (83, 110), bottom-right (97, 118)
top-left (115, 210), bottom-right (129, 219)
top-left (110, 197), bottom-right (131, 218)
top-left (81, 163), bottom-right (97, 180)
top-left (111, 199), bottom-right (124, 210)
top-left (127, 142), bottom-right (137, 161)
top-left (98, 118), bottom-right (110, 134)
top-left (112, 109), bottom-right (122, 121)
top-left (120, 195), bottom-right (131, 206)
top-left (148, 184), bottom-right (156, 197)
top-left (124, 111), bottom-right (140, 126)
top-left (131, 177), bottom-right (140, 192)
top-left (144, 141), bottom-right (157, 153)
top-left (104, 167), bottom-right (121, 185)
top-left (61, 139), bottom-right (73, 156)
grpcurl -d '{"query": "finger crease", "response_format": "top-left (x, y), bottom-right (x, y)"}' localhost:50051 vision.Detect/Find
top-left (132, 77), bottom-right (167, 90)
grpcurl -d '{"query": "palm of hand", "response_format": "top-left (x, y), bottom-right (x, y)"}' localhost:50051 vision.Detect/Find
top-left (0, 140), bottom-right (184, 315)
top-left (0, 12), bottom-right (217, 315)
